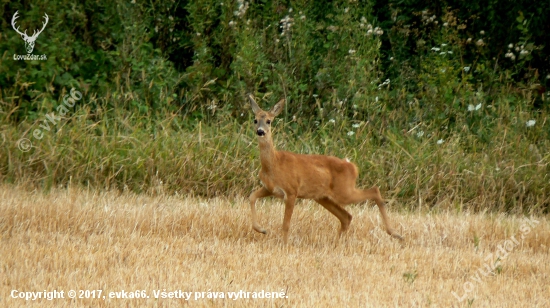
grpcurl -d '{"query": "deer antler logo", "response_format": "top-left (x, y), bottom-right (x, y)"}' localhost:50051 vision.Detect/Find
top-left (11, 11), bottom-right (49, 54)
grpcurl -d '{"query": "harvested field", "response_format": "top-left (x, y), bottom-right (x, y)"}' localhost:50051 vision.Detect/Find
top-left (1, 185), bottom-right (549, 307)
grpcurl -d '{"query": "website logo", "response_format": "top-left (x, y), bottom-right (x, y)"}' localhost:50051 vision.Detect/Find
top-left (11, 10), bottom-right (48, 60)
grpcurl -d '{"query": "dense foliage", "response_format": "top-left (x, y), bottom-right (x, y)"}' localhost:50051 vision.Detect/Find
top-left (1, 0), bottom-right (549, 212)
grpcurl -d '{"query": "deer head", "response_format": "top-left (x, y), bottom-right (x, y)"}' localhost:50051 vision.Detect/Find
top-left (11, 11), bottom-right (49, 54)
top-left (248, 94), bottom-right (285, 141)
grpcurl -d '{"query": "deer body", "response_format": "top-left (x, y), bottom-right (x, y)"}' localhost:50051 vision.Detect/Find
top-left (248, 94), bottom-right (404, 244)
top-left (259, 149), bottom-right (357, 201)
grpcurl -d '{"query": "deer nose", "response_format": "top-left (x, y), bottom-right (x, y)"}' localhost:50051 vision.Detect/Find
top-left (256, 128), bottom-right (265, 136)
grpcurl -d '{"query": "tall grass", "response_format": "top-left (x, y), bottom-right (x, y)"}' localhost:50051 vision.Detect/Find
top-left (1, 87), bottom-right (548, 212)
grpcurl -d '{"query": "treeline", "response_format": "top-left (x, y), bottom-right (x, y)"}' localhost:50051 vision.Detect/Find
top-left (1, 0), bottom-right (548, 121)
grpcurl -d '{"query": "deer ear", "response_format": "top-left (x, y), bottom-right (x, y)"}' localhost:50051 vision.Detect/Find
top-left (270, 99), bottom-right (285, 117)
top-left (248, 94), bottom-right (262, 114)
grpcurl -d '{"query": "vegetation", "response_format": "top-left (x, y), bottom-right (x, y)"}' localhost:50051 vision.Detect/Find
top-left (1, 0), bottom-right (549, 212)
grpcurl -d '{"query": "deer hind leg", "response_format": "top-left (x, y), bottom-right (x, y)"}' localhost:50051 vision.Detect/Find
top-left (315, 197), bottom-right (352, 237)
top-left (249, 187), bottom-right (272, 234)
top-left (336, 186), bottom-right (404, 241)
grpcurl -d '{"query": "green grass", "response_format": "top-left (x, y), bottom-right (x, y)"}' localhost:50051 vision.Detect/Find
top-left (1, 88), bottom-right (548, 213)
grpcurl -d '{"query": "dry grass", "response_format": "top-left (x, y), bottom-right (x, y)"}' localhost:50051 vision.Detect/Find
top-left (0, 185), bottom-right (549, 307)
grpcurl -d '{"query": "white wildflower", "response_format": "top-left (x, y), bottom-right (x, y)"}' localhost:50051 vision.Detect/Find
top-left (437, 139), bottom-right (444, 145)
top-left (329, 119), bottom-right (335, 124)
top-left (480, 30), bottom-right (485, 35)
top-left (347, 131), bottom-right (355, 136)
top-left (466, 38), bottom-right (472, 43)
top-left (280, 15), bottom-right (294, 35)
top-left (234, 0), bottom-right (249, 18)
top-left (476, 39), bottom-right (484, 46)
top-left (417, 130), bottom-right (424, 138)
top-left (464, 66), bottom-right (470, 72)
top-left (431, 47), bottom-right (441, 51)
top-left (508, 43), bottom-right (513, 49)
top-left (468, 104), bottom-right (475, 111)
top-left (441, 43), bottom-right (448, 47)
top-left (526, 120), bottom-right (536, 127)
top-left (352, 123), bottom-right (360, 128)
top-left (349, 49), bottom-right (356, 54)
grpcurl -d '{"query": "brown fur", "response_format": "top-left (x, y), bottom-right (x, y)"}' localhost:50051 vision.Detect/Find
top-left (248, 94), bottom-right (403, 244)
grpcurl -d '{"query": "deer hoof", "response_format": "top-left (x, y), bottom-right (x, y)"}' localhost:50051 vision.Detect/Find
top-left (392, 233), bottom-right (404, 241)
top-left (253, 226), bottom-right (267, 234)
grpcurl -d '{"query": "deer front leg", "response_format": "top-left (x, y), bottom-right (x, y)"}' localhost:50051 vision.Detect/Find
top-left (282, 195), bottom-right (296, 245)
top-left (249, 187), bottom-right (272, 234)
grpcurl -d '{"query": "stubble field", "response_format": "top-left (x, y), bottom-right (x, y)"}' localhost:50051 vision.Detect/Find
top-left (0, 185), bottom-right (549, 307)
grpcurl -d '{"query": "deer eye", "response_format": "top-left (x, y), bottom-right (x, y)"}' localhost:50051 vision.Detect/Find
top-left (254, 119), bottom-right (258, 124)
top-left (266, 120), bottom-right (271, 125)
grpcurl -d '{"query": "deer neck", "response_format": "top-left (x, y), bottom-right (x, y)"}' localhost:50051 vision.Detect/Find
top-left (258, 136), bottom-right (278, 172)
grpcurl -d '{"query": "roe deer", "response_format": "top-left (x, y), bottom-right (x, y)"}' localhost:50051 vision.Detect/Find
top-left (247, 94), bottom-right (404, 244)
